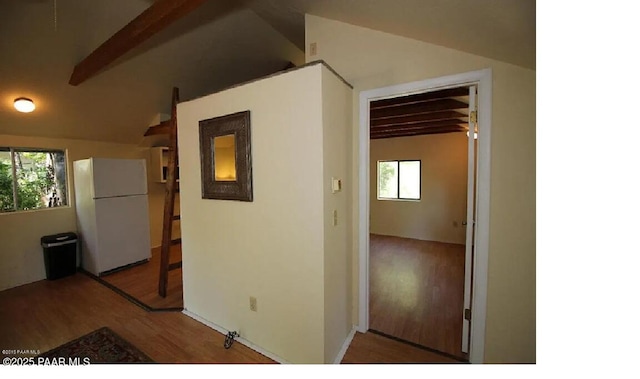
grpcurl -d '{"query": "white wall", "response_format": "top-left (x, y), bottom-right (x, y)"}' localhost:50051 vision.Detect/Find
top-left (178, 63), bottom-right (351, 363)
top-left (321, 66), bottom-right (353, 362)
top-left (370, 133), bottom-right (468, 244)
top-left (305, 15), bottom-right (536, 363)
top-left (0, 134), bottom-right (158, 290)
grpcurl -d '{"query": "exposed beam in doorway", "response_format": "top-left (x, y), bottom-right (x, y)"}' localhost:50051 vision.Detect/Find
top-left (371, 119), bottom-right (467, 133)
top-left (371, 126), bottom-right (466, 139)
top-left (370, 110), bottom-right (467, 128)
top-left (370, 87), bottom-right (469, 110)
top-left (68, 0), bottom-right (208, 86)
top-left (370, 99), bottom-right (468, 120)
top-left (369, 87), bottom-right (470, 139)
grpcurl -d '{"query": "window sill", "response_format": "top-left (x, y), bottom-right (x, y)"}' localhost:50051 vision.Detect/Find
top-left (0, 205), bottom-right (71, 216)
top-left (376, 197), bottom-right (421, 202)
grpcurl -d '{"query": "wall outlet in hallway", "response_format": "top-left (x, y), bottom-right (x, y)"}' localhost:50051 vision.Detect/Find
top-left (249, 296), bottom-right (257, 312)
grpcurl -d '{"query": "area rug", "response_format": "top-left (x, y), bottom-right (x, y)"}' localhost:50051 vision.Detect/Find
top-left (38, 327), bottom-right (153, 363)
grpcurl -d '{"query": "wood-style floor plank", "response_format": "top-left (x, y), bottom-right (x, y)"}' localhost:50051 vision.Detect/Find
top-left (342, 332), bottom-right (462, 363)
top-left (0, 274), bottom-right (273, 363)
top-left (0, 244), bottom-right (464, 364)
top-left (99, 245), bottom-right (183, 310)
top-left (369, 234), bottom-right (466, 360)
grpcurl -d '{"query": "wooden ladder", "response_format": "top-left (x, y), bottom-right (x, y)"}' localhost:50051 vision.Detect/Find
top-left (158, 87), bottom-right (182, 298)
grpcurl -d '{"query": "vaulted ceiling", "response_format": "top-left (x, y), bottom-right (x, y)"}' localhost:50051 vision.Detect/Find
top-left (0, 0), bottom-right (535, 145)
top-left (251, 0), bottom-right (536, 69)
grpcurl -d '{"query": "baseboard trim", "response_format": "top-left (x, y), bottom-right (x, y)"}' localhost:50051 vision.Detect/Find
top-left (182, 309), bottom-right (289, 364)
top-left (333, 327), bottom-right (356, 364)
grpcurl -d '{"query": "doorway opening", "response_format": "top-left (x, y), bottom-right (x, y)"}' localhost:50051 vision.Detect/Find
top-left (358, 69), bottom-right (492, 364)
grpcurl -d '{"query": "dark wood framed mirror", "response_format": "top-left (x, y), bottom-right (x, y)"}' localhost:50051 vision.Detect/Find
top-left (199, 110), bottom-right (253, 201)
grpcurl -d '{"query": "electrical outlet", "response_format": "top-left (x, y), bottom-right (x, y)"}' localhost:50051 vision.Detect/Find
top-left (310, 42), bottom-right (317, 56)
top-left (333, 210), bottom-right (338, 226)
top-left (249, 296), bottom-right (257, 312)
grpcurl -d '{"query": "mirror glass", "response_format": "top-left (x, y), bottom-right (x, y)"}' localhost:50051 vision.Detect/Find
top-left (213, 134), bottom-right (237, 181)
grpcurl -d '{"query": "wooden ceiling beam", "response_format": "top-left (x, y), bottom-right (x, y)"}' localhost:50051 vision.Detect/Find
top-left (369, 87), bottom-right (471, 139)
top-left (69, 0), bottom-right (208, 86)
top-left (370, 99), bottom-right (469, 119)
top-left (371, 110), bottom-right (467, 128)
top-left (371, 87), bottom-right (469, 110)
top-left (371, 120), bottom-right (467, 133)
top-left (371, 126), bottom-right (466, 139)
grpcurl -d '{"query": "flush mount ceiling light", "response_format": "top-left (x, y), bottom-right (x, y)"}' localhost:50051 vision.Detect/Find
top-left (14, 97), bottom-right (36, 113)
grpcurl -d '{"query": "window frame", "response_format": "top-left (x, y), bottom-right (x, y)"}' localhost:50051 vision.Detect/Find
top-left (0, 146), bottom-right (70, 214)
top-left (377, 159), bottom-right (421, 201)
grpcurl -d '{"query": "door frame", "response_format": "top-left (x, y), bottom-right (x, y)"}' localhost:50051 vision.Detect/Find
top-left (357, 68), bottom-right (492, 364)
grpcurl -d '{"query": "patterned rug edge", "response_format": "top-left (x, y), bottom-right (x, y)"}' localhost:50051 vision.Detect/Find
top-left (38, 326), bottom-right (154, 364)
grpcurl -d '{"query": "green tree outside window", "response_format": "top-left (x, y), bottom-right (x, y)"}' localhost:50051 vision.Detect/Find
top-left (0, 148), bottom-right (67, 212)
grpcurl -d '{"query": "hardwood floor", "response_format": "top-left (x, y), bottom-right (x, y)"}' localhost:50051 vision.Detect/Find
top-left (0, 274), bottom-right (272, 363)
top-left (0, 273), bottom-right (461, 364)
top-left (369, 233), bottom-right (467, 360)
top-left (342, 331), bottom-right (462, 363)
top-left (98, 245), bottom-right (183, 310)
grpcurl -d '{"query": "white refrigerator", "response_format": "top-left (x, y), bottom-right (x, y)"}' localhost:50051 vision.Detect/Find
top-left (73, 158), bottom-right (151, 276)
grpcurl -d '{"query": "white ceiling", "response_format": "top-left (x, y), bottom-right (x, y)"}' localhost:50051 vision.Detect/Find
top-left (0, 0), bottom-right (535, 145)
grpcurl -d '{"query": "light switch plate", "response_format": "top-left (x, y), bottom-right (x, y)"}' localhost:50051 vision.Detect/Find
top-left (331, 177), bottom-right (342, 193)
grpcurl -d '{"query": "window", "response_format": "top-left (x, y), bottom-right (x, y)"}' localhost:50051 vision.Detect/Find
top-left (377, 160), bottom-right (421, 200)
top-left (0, 147), bottom-right (68, 213)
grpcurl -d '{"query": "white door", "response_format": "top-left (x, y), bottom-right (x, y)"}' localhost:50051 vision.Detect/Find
top-left (462, 85), bottom-right (478, 353)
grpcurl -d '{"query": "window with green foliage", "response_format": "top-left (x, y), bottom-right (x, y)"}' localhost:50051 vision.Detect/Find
top-left (377, 160), bottom-right (421, 200)
top-left (0, 148), bottom-right (68, 213)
